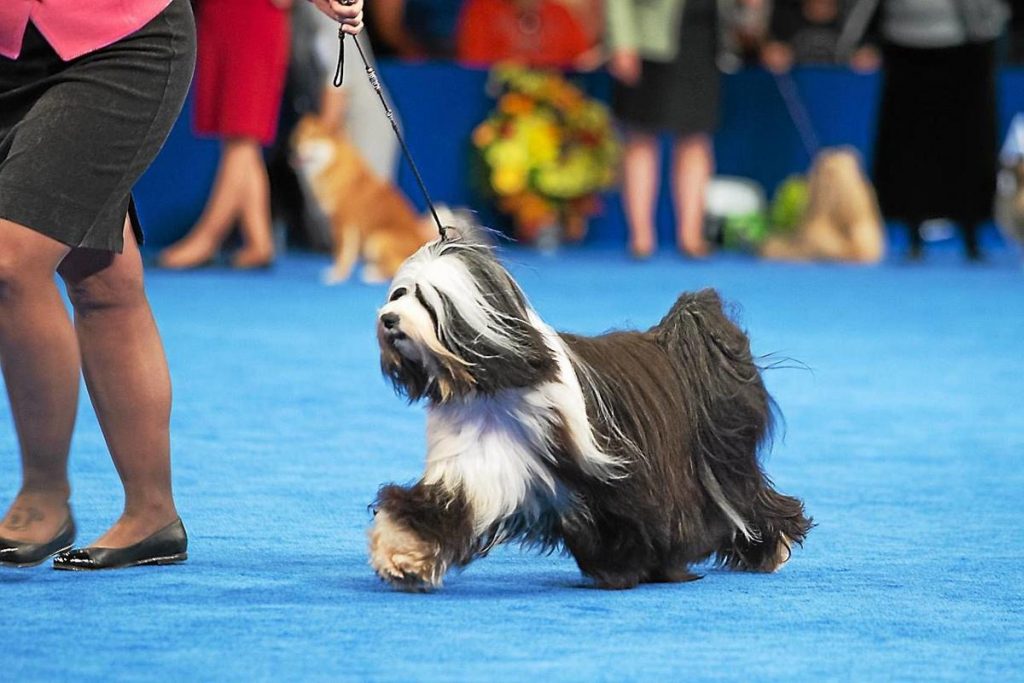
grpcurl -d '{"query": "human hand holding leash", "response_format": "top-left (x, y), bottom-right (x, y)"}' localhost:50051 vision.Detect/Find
top-left (309, 0), bottom-right (364, 34)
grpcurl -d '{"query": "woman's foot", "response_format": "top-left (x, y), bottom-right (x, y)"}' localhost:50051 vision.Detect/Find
top-left (53, 518), bottom-right (186, 570)
top-left (0, 489), bottom-right (71, 544)
top-left (88, 507), bottom-right (180, 549)
top-left (628, 228), bottom-right (656, 260)
top-left (679, 236), bottom-right (711, 259)
top-left (157, 234), bottom-right (219, 270)
top-left (231, 246), bottom-right (275, 270)
top-left (629, 240), bottom-right (655, 260)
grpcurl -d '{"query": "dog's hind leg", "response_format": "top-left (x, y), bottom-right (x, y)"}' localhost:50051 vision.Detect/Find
top-left (646, 552), bottom-right (702, 584)
top-left (716, 487), bottom-right (812, 573)
top-left (562, 517), bottom-right (665, 590)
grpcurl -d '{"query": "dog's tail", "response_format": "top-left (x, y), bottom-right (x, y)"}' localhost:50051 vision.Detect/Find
top-left (652, 290), bottom-right (811, 568)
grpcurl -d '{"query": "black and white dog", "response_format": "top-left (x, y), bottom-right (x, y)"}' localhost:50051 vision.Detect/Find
top-left (370, 236), bottom-right (811, 590)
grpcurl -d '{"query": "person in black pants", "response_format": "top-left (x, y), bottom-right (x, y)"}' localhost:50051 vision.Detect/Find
top-left (872, 0), bottom-right (1009, 261)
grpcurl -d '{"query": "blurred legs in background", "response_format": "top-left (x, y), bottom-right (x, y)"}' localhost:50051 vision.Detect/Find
top-left (157, 0), bottom-right (289, 270)
top-left (672, 132), bottom-right (713, 258)
top-left (621, 130), bottom-right (713, 260)
top-left (622, 131), bottom-right (659, 259)
top-left (158, 137), bottom-right (275, 269)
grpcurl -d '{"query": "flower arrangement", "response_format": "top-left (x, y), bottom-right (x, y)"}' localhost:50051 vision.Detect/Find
top-left (471, 65), bottom-right (620, 244)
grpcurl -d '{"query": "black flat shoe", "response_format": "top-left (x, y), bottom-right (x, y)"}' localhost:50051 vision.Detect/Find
top-left (53, 518), bottom-right (187, 571)
top-left (0, 516), bottom-right (76, 568)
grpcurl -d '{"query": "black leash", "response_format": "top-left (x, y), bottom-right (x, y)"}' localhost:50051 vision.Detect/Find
top-left (333, 29), bottom-right (449, 241)
top-left (772, 72), bottom-right (821, 160)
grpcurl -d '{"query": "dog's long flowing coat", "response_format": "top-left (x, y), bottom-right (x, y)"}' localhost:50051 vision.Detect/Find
top-left (370, 237), bottom-right (811, 590)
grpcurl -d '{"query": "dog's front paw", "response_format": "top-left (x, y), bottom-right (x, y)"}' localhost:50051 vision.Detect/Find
top-left (368, 511), bottom-right (444, 591)
top-left (360, 264), bottom-right (387, 284)
top-left (321, 265), bottom-right (353, 285)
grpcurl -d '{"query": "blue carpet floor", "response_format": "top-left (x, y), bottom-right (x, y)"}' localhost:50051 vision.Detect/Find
top-left (3, 241), bottom-right (1023, 681)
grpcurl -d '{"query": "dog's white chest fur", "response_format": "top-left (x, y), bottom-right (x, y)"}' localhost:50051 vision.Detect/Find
top-left (424, 391), bottom-right (561, 534)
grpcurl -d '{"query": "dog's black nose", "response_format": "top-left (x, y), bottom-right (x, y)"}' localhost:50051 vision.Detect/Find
top-left (380, 313), bottom-right (400, 330)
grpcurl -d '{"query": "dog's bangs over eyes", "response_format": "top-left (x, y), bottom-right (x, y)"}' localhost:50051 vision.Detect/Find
top-left (383, 240), bottom-right (558, 396)
top-left (390, 242), bottom-right (529, 353)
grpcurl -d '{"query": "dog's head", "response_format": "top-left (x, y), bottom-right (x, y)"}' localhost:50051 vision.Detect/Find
top-left (376, 237), bottom-right (558, 403)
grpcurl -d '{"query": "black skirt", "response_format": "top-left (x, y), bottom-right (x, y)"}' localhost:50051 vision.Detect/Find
top-left (612, 0), bottom-right (720, 135)
top-left (0, 0), bottom-right (196, 252)
top-left (873, 41), bottom-right (998, 224)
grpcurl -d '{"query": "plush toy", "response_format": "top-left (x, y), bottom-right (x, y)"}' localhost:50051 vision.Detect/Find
top-left (760, 148), bottom-right (884, 264)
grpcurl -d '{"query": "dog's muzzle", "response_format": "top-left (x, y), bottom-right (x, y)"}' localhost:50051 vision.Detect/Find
top-left (379, 313), bottom-right (406, 341)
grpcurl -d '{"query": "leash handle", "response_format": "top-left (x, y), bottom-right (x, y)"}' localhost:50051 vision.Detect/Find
top-left (333, 26), bottom-right (345, 87)
top-left (333, 32), bottom-right (449, 240)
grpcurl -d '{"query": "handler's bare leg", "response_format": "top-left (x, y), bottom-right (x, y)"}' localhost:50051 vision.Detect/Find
top-left (58, 219), bottom-right (178, 547)
top-left (0, 219), bottom-right (76, 543)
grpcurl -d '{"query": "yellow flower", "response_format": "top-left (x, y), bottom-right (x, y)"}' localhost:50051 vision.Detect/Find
top-left (485, 140), bottom-right (527, 169)
top-left (492, 165), bottom-right (528, 195)
top-left (517, 115), bottom-right (559, 165)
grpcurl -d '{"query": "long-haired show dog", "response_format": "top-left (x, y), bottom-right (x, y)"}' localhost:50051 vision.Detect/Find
top-left (369, 236), bottom-right (811, 590)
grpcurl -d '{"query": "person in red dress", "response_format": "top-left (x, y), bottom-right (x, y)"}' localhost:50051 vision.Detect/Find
top-left (158, 0), bottom-right (288, 269)
top-left (159, 0), bottom-right (365, 270)
top-left (456, 0), bottom-right (593, 69)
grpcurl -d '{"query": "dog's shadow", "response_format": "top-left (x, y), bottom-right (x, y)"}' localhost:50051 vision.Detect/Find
top-left (346, 571), bottom-right (709, 598)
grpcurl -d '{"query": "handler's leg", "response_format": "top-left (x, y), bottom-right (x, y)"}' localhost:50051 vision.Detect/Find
top-left (58, 218), bottom-right (178, 547)
top-left (0, 220), bottom-right (76, 543)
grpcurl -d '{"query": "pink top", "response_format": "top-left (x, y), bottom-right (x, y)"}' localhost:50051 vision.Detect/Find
top-left (0, 0), bottom-right (173, 61)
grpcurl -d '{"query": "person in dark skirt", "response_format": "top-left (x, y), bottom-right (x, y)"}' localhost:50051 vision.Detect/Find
top-left (607, 0), bottom-right (760, 258)
top-left (872, 0), bottom-right (1009, 261)
top-left (0, 0), bottom-right (363, 570)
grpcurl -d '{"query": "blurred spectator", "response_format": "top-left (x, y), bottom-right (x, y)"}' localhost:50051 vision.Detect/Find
top-left (1007, 4), bottom-right (1024, 63)
top-left (724, 0), bottom-right (772, 67)
top-left (456, 0), bottom-right (593, 69)
top-left (551, 0), bottom-right (607, 68)
top-left (555, 0), bottom-right (606, 46)
top-left (159, 0), bottom-right (365, 270)
top-left (158, 0), bottom-right (292, 270)
top-left (369, 0), bottom-right (463, 60)
top-left (872, 0), bottom-right (1010, 261)
top-left (607, 0), bottom-right (761, 258)
top-left (762, 0), bottom-right (881, 70)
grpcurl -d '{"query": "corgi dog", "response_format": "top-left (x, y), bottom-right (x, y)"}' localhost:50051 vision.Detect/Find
top-left (291, 114), bottom-right (436, 284)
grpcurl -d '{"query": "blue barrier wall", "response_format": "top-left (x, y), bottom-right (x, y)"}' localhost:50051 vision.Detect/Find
top-left (135, 65), bottom-right (1024, 249)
